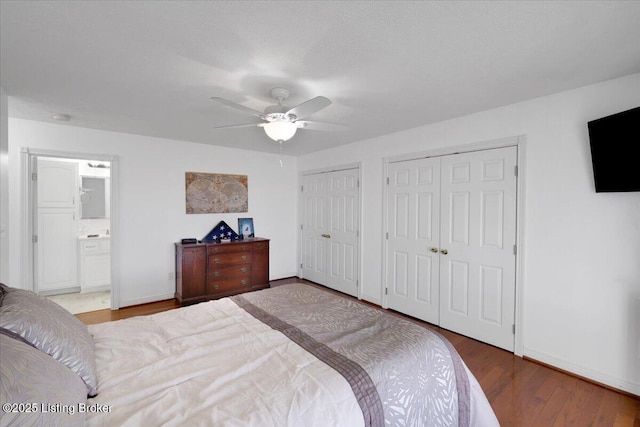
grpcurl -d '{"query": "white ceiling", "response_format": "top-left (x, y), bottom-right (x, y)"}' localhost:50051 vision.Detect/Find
top-left (1, 1), bottom-right (639, 156)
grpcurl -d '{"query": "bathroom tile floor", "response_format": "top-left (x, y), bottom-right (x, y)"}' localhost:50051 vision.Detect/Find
top-left (47, 291), bottom-right (111, 314)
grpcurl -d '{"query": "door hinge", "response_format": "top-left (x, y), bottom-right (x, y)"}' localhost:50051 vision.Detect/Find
top-left (513, 244), bottom-right (517, 255)
top-left (300, 224), bottom-right (303, 230)
top-left (386, 177), bottom-right (390, 185)
top-left (300, 263), bottom-right (303, 269)
top-left (32, 235), bottom-right (38, 243)
top-left (385, 288), bottom-right (388, 295)
top-left (512, 324), bottom-right (516, 334)
top-left (514, 165), bottom-right (518, 177)
top-left (31, 172), bottom-right (37, 181)
top-left (300, 185), bottom-right (304, 192)
top-left (386, 232), bottom-right (389, 240)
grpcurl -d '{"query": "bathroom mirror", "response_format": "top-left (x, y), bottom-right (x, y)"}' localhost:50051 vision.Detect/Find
top-left (80, 177), bottom-right (109, 219)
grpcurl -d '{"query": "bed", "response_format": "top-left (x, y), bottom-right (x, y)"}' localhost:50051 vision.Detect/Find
top-left (0, 282), bottom-right (499, 426)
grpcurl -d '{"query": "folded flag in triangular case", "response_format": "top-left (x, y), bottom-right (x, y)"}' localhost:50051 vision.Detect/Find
top-left (202, 221), bottom-right (239, 242)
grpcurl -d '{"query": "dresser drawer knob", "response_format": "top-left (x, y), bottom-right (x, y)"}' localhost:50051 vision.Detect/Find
top-left (213, 284), bottom-right (220, 290)
top-left (241, 255), bottom-right (247, 260)
top-left (241, 280), bottom-right (247, 285)
top-left (214, 258), bottom-right (221, 263)
top-left (240, 267), bottom-right (247, 273)
top-left (214, 271), bottom-right (220, 277)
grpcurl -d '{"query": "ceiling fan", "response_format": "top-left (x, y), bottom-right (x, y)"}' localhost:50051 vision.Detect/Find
top-left (211, 88), bottom-right (348, 144)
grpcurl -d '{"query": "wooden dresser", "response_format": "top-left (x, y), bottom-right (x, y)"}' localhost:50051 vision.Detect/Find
top-left (175, 238), bottom-right (269, 306)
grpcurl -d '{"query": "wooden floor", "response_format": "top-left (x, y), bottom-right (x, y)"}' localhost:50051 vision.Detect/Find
top-left (77, 278), bottom-right (640, 426)
top-left (75, 298), bottom-right (180, 325)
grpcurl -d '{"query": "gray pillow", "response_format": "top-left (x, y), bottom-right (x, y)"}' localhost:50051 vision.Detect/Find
top-left (0, 282), bottom-right (7, 306)
top-left (0, 334), bottom-right (87, 427)
top-left (0, 285), bottom-right (98, 396)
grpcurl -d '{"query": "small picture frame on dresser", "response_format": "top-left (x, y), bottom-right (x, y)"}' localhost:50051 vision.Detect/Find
top-left (238, 218), bottom-right (254, 239)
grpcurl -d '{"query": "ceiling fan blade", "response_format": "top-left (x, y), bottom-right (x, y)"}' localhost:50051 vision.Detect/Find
top-left (296, 121), bottom-right (349, 131)
top-left (211, 97), bottom-right (266, 119)
top-left (286, 96), bottom-right (332, 120)
top-left (213, 123), bottom-right (261, 130)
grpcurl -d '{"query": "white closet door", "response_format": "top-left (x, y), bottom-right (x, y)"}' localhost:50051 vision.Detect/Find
top-left (386, 158), bottom-right (441, 324)
top-left (326, 169), bottom-right (359, 297)
top-left (439, 146), bottom-right (517, 351)
top-left (301, 168), bottom-right (360, 297)
top-left (301, 174), bottom-right (328, 284)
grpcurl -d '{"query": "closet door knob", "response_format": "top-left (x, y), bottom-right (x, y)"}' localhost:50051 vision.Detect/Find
top-left (430, 247), bottom-right (438, 253)
top-left (441, 249), bottom-right (448, 255)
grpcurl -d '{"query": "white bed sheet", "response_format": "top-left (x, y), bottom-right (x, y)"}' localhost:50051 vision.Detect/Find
top-left (87, 298), bottom-right (364, 427)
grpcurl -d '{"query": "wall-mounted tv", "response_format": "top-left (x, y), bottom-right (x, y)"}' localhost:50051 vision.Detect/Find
top-left (587, 106), bottom-right (640, 193)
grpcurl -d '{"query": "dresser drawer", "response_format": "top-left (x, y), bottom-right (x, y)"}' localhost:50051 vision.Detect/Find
top-left (208, 264), bottom-right (251, 280)
top-left (208, 252), bottom-right (252, 267)
top-left (207, 244), bottom-right (253, 255)
top-left (207, 277), bottom-right (252, 294)
top-left (251, 241), bottom-right (269, 250)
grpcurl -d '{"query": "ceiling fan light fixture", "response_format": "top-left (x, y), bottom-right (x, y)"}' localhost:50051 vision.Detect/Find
top-left (211, 89), bottom-right (345, 146)
top-left (263, 120), bottom-right (297, 142)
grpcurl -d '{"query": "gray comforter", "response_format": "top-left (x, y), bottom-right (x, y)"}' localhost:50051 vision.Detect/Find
top-left (232, 283), bottom-right (472, 427)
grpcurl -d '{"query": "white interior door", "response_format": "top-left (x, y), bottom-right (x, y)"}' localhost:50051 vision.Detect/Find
top-left (326, 169), bottom-right (359, 296)
top-left (301, 168), bottom-right (360, 297)
top-left (385, 146), bottom-right (517, 351)
top-left (36, 159), bottom-right (79, 293)
top-left (386, 158), bottom-right (441, 324)
top-left (301, 173), bottom-right (327, 284)
top-left (439, 147), bottom-right (517, 351)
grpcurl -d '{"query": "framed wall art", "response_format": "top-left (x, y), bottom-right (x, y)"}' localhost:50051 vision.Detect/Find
top-left (185, 172), bottom-right (248, 214)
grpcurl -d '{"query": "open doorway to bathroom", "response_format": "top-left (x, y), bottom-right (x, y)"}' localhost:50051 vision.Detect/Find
top-left (23, 149), bottom-right (118, 314)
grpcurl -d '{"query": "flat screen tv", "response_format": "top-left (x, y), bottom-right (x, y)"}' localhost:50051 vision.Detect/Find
top-left (587, 106), bottom-right (640, 192)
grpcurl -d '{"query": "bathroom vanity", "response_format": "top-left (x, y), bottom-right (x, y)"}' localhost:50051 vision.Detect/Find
top-left (78, 235), bottom-right (111, 293)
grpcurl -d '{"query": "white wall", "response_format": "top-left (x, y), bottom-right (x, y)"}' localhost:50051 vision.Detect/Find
top-left (7, 120), bottom-right (299, 306)
top-left (0, 87), bottom-right (8, 283)
top-left (298, 73), bottom-right (640, 394)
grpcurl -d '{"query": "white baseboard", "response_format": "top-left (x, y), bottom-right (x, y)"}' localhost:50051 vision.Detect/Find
top-left (271, 272), bottom-right (299, 281)
top-left (524, 347), bottom-right (639, 396)
top-left (120, 292), bottom-right (175, 308)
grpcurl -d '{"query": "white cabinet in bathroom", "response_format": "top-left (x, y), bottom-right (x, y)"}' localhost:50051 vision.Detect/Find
top-left (37, 159), bottom-right (78, 293)
top-left (79, 236), bottom-right (110, 293)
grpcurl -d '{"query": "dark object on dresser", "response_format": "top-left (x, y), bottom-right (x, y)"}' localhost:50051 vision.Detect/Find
top-left (175, 238), bottom-right (269, 306)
